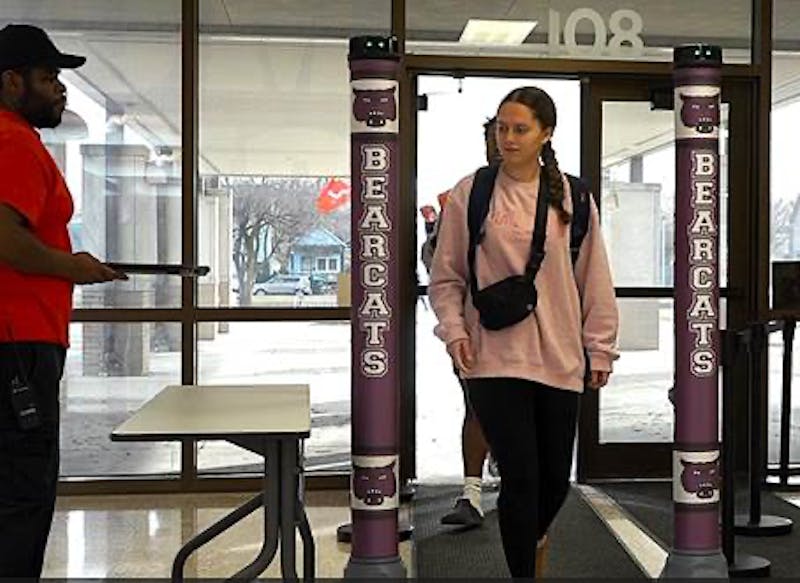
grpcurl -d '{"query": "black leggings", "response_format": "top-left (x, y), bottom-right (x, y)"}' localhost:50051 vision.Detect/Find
top-left (466, 378), bottom-right (579, 579)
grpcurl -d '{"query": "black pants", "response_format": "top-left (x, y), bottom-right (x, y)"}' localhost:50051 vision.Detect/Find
top-left (466, 378), bottom-right (579, 579)
top-left (0, 343), bottom-right (65, 579)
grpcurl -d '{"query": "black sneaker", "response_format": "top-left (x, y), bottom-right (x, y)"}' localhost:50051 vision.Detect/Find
top-left (440, 498), bottom-right (483, 528)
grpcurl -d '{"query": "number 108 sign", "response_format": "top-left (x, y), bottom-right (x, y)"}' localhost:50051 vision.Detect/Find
top-left (548, 8), bottom-right (645, 57)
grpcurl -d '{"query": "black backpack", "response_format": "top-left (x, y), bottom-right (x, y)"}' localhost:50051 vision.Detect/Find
top-left (467, 165), bottom-right (592, 272)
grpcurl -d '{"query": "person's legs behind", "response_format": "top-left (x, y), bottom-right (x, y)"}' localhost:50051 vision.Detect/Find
top-left (441, 376), bottom-right (490, 528)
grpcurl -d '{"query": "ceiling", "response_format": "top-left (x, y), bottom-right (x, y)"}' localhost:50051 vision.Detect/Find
top-left (2, 1), bottom-right (800, 176)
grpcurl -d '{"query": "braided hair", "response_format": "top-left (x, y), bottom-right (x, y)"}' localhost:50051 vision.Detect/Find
top-left (499, 87), bottom-right (571, 224)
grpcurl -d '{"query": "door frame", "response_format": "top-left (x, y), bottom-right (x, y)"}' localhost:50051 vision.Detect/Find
top-left (401, 60), bottom-right (758, 485)
top-left (576, 75), bottom-right (756, 481)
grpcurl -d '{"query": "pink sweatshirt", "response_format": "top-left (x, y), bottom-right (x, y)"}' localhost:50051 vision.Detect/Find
top-left (429, 168), bottom-right (619, 392)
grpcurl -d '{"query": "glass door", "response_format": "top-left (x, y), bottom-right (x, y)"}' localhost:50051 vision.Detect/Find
top-left (577, 77), bottom-right (753, 480)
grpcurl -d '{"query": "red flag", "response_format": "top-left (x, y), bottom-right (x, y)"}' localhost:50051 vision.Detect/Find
top-left (317, 177), bottom-right (351, 214)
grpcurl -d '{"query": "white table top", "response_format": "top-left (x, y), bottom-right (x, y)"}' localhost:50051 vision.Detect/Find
top-left (111, 384), bottom-right (311, 441)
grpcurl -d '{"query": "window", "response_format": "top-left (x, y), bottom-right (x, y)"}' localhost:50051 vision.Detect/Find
top-left (601, 102), bottom-right (729, 288)
top-left (17, 2), bottom-right (185, 310)
top-left (197, 321), bottom-right (351, 474)
top-left (63, 323), bottom-right (181, 477)
top-left (769, 1), bottom-right (800, 474)
top-left (8, 1), bottom-right (184, 482)
top-left (5, 0), bottom-right (391, 485)
top-left (198, 0), bottom-right (390, 309)
top-left (599, 299), bottom-right (673, 443)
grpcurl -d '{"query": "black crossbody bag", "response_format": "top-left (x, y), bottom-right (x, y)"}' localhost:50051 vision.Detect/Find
top-left (468, 170), bottom-right (550, 331)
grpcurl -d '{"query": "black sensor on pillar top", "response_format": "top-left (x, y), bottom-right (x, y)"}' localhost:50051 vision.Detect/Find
top-left (674, 44), bottom-right (722, 68)
top-left (349, 36), bottom-right (399, 61)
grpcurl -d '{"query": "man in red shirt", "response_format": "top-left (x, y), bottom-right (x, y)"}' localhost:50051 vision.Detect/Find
top-left (0, 24), bottom-right (126, 578)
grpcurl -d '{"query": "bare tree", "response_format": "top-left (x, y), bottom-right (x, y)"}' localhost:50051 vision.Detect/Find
top-left (772, 196), bottom-right (800, 260)
top-left (231, 177), bottom-right (322, 306)
top-left (318, 205), bottom-right (351, 244)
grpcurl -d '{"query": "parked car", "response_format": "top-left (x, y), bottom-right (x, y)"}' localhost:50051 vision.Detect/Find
top-left (309, 273), bottom-right (337, 294)
top-left (252, 274), bottom-right (311, 296)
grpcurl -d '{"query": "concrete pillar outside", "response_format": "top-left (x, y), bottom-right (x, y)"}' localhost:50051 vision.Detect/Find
top-left (80, 144), bottom-right (156, 376)
top-left (197, 190), bottom-right (219, 340)
top-left (217, 188), bottom-right (232, 334)
top-left (149, 157), bottom-right (183, 351)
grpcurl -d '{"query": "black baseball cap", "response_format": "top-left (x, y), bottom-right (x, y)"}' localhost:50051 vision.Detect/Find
top-left (0, 24), bottom-right (86, 72)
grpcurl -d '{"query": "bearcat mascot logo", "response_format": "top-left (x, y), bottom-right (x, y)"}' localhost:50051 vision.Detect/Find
top-left (679, 93), bottom-right (719, 134)
top-left (680, 457), bottom-right (720, 499)
top-left (352, 460), bottom-right (397, 506)
top-left (353, 88), bottom-right (397, 127)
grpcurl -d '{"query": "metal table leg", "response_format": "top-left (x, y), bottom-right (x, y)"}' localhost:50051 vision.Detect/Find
top-left (297, 500), bottom-right (315, 582)
top-left (296, 438), bottom-right (315, 582)
top-left (172, 440), bottom-right (282, 583)
top-left (228, 440), bottom-right (281, 581)
top-left (280, 438), bottom-right (299, 582)
top-left (171, 493), bottom-right (264, 582)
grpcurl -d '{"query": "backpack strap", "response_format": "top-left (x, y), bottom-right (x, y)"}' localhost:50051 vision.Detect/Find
top-left (467, 165), bottom-right (500, 298)
top-left (565, 174), bottom-right (593, 383)
top-left (466, 168), bottom-right (591, 293)
top-left (566, 174), bottom-right (591, 266)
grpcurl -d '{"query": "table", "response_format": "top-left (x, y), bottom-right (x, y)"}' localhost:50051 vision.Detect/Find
top-left (111, 384), bottom-right (314, 582)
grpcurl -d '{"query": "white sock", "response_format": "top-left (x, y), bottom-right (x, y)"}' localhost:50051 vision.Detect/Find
top-left (463, 477), bottom-right (483, 515)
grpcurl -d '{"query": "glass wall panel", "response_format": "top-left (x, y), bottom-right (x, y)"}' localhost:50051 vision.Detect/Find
top-left (407, 0), bottom-right (751, 63)
top-left (62, 323), bottom-right (181, 477)
top-left (772, 2), bottom-right (800, 308)
top-left (600, 298), bottom-right (674, 443)
top-left (602, 102), bottom-right (729, 288)
top-left (4, 1), bottom-right (183, 309)
top-left (600, 298), bottom-right (727, 444)
top-left (767, 0), bottom-right (800, 480)
top-left (770, 97), bottom-right (800, 272)
top-left (416, 299), bottom-right (466, 483)
top-left (196, 321), bottom-right (351, 475)
top-left (771, 2), bottom-right (800, 481)
top-left (767, 329), bottom-right (800, 467)
top-left (198, 1), bottom-right (390, 308)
